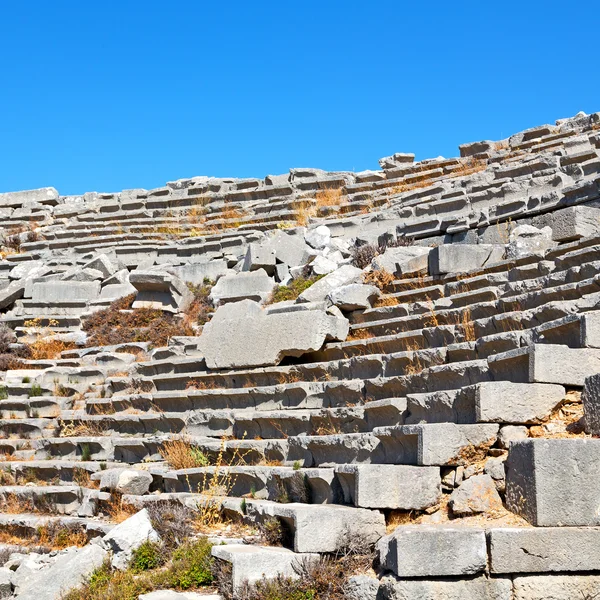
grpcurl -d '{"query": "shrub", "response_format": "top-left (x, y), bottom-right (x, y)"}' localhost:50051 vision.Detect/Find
top-left (161, 538), bottom-right (214, 589)
top-left (146, 502), bottom-right (198, 549)
top-left (351, 236), bottom-right (415, 269)
top-left (0, 325), bottom-right (15, 354)
top-left (130, 540), bottom-right (164, 572)
top-left (269, 275), bottom-right (323, 304)
top-left (28, 384), bottom-right (43, 397)
top-left (0, 386), bottom-right (7, 400)
top-left (159, 438), bottom-right (210, 470)
top-left (0, 354), bottom-right (27, 371)
top-left (82, 294), bottom-right (194, 348)
top-left (186, 280), bottom-right (214, 327)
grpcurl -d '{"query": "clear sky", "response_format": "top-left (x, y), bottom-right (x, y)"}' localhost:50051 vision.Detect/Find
top-left (0, 1), bottom-right (598, 196)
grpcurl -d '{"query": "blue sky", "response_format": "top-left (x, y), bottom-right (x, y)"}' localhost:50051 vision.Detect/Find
top-left (0, 1), bottom-right (598, 196)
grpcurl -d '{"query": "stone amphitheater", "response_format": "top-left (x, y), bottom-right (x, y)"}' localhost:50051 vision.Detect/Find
top-left (0, 110), bottom-right (600, 599)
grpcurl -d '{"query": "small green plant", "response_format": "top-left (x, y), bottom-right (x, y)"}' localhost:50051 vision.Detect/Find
top-left (130, 540), bottom-right (163, 572)
top-left (80, 443), bottom-right (92, 462)
top-left (99, 462), bottom-right (107, 471)
top-left (0, 386), bottom-right (7, 400)
top-left (28, 384), bottom-right (42, 397)
top-left (164, 538), bottom-right (214, 589)
top-left (293, 461), bottom-right (302, 471)
top-left (269, 275), bottom-right (324, 304)
top-left (22, 377), bottom-right (31, 384)
top-left (259, 516), bottom-right (284, 546)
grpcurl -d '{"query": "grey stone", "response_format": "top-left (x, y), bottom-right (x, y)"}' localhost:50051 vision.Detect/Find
top-left (171, 260), bottom-right (231, 284)
top-left (334, 464), bottom-right (441, 509)
top-left (498, 425), bottom-right (528, 449)
top-left (371, 246), bottom-right (430, 276)
top-left (130, 271), bottom-right (193, 313)
top-left (198, 300), bottom-right (348, 369)
top-left (264, 230), bottom-right (312, 268)
top-left (209, 269), bottom-right (276, 306)
top-left (429, 244), bottom-right (505, 275)
top-left (102, 508), bottom-right (160, 570)
top-left (0, 281), bottom-right (24, 309)
top-left (506, 225), bottom-right (556, 259)
top-left (61, 267), bottom-right (105, 281)
top-left (512, 574), bottom-right (600, 600)
top-left (0, 187), bottom-right (59, 207)
top-left (343, 575), bottom-right (379, 600)
top-left (311, 254), bottom-right (339, 275)
top-left (297, 265), bottom-right (363, 303)
top-left (489, 527), bottom-right (600, 573)
top-left (305, 225), bottom-right (331, 249)
top-left (459, 140), bottom-right (494, 157)
top-left (377, 525), bottom-right (487, 577)
top-left (379, 153), bottom-right (415, 168)
top-left (0, 568), bottom-right (12, 599)
top-left (99, 282), bottom-right (137, 301)
top-left (242, 243), bottom-right (276, 274)
top-left (582, 373), bottom-right (600, 434)
top-left (82, 254), bottom-right (123, 278)
top-left (529, 344), bottom-right (600, 386)
top-left (328, 284), bottom-right (380, 311)
top-left (31, 281), bottom-right (100, 302)
top-left (537, 205), bottom-right (600, 242)
top-left (95, 468), bottom-right (153, 495)
top-left (449, 474), bottom-right (503, 515)
top-left (211, 544), bottom-right (318, 595)
top-left (505, 438), bottom-right (600, 526)
top-left (379, 573), bottom-right (512, 600)
top-left (13, 544), bottom-right (108, 600)
top-left (473, 381), bottom-right (564, 424)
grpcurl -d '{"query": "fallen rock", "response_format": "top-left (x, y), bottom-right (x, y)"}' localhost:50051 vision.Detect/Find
top-left (209, 269), bottom-right (276, 306)
top-left (371, 246), bottom-right (430, 276)
top-left (328, 283), bottom-right (380, 311)
top-left (506, 225), bottom-right (556, 259)
top-left (130, 271), bottom-right (193, 313)
top-left (198, 300), bottom-right (349, 369)
top-left (449, 474), bottom-right (503, 516)
top-left (297, 265), bottom-right (363, 303)
top-left (94, 468), bottom-right (153, 495)
top-left (305, 225), bottom-right (331, 249)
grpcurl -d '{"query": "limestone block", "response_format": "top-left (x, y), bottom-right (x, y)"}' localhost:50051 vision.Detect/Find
top-left (242, 243), bottom-right (276, 274)
top-left (211, 544), bottom-right (318, 595)
top-left (449, 474), bottom-right (503, 515)
top-left (82, 254), bottom-right (124, 278)
top-left (379, 153), bottom-right (415, 168)
top-left (513, 574), bottom-right (600, 600)
top-left (344, 575), bottom-right (379, 600)
top-left (334, 464), bottom-right (441, 509)
top-left (497, 425), bottom-right (528, 449)
top-left (311, 254), bottom-right (339, 275)
top-left (0, 281), bottom-right (24, 309)
top-left (379, 573), bottom-right (512, 600)
top-left (130, 271), bottom-right (193, 313)
top-left (0, 187), bottom-right (59, 207)
top-left (371, 246), bottom-right (430, 275)
top-left (305, 225), bottom-right (331, 249)
top-left (209, 269), bottom-right (276, 306)
top-left (377, 525), bottom-right (487, 577)
top-left (459, 140), bottom-right (494, 157)
top-left (61, 267), bottom-right (105, 281)
top-left (198, 300), bottom-right (348, 369)
top-left (328, 284), bottom-right (380, 311)
top-left (171, 260), bottom-right (231, 284)
top-left (95, 468), bottom-right (153, 495)
top-left (0, 567), bottom-right (12, 599)
top-left (428, 244), bottom-right (505, 275)
top-left (505, 438), bottom-right (600, 526)
top-left (506, 225), bottom-right (556, 259)
top-left (536, 205), bottom-right (600, 242)
top-left (489, 527), bottom-right (600, 573)
top-left (13, 544), bottom-right (108, 600)
top-left (264, 230), bottom-right (312, 268)
top-left (297, 265), bottom-right (363, 303)
top-left (31, 281), bottom-right (100, 302)
top-left (103, 508), bottom-right (160, 570)
top-left (472, 381), bottom-right (565, 424)
top-left (582, 373), bottom-right (600, 434)
top-left (99, 282), bottom-right (137, 301)
top-left (529, 344), bottom-right (600, 386)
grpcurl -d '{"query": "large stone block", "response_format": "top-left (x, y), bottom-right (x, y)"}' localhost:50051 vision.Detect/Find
top-left (297, 265), bottom-right (362, 303)
top-left (0, 187), bottom-right (59, 207)
top-left (31, 281), bottom-right (100, 302)
top-left (535, 205), bottom-right (600, 242)
top-left (328, 284), bottom-right (380, 311)
top-left (513, 574), bottom-right (600, 600)
top-left (130, 271), bottom-right (193, 313)
top-left (211, 544), bottom-right (318, 596)
top-left (582, 373), bottom-right (600, 434)
top-left (209, 269), bottom-right (276, 306)
top-left (371, 246), bottom-right (430, 276)
top-left (379, 574), bottom-right (512, 600)
top-left (198, 300), bottom-right (348, 369)
top-left (334, 464), bottom-right (441, 509)
top-left (529, 344), bottom-right (600, 386)
top-left (377, 525), bottom-right (487, 577)
top-left (489, 527), bottom-right (600, 573)
top-left (505, 438), bottom-right (600, 526)
top-left (428, 244), bottom-right (505, 275)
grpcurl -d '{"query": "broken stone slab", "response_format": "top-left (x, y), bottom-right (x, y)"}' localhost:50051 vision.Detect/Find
top-left (449, 473), bottom-right (503, 515)
top-left (343, 575), bottom-right (379, 600)
top-left (512, 573), bottom-right (600, 600)
top-left (428, 244), bottom-right (505, 276)
top-left (0, 568), bottom-right (12, 598)
top-left (102, 508), bottom-right (159, 569)
top-left (99, 282), bottom-right (137, 302)
top-left (130, 271), bottom-right (193, 313)
top-left (379, 573), bottom-right (512, 600)
top-left (371, 246), bottom-right (431, 276)
top-left (505, 225), bottom-right (556, 259)
top-left (260, 230), bottom-right (313, 268)
top-left (242, 243), bottom-right (277, 274)
top-left (211, 544), bottom-right (318, 596)
top-left (209, 269), bottom-right (276, 306)
top-left (245, 500), bottom-right (385, 553)
top-left (82, 253), bottom-right (124, 278)
top-left (305, 225), bottom-right (331, 250)
top-left (582, 373), bottom-right (600, 434)
top-left (0, 281), bottom-right (24, 310)
top-left (0, 187), bottom-right (59, 207)
top-left (327, 284), bottom-right (380, 311)
top-left (31, 281), bottom-right (100, 302)
top-left (198, 299), bottom-right (348, 369)
top-left (505, 438), bottom-right (600, 526)
top-left (171, 261), bottom-right (231, 285)
top-left (497, 425), bottom-right (528, 449)
top-left (60, 266), bottom-right (104, 281)
top-left (534, 205), bottom-right (600, 242)
top-left (297, 265), bottom-right (363, 303)
top-left (12, 543), bottom-right (108, 600)
top-left (377, 525), bottom-right (487, 577)
top-left (489, 527), bottom-right (600, 573)
top-left (311, 254), bottom-right (339, 275)
top-left (92, 468), bottom-right (153, 495)
top-left (334, 464), bottom-right (441, 509)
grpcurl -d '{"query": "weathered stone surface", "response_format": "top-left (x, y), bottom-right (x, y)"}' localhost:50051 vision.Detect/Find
top-left (582, 372), bottom-right (600, 434)
top-left (506, 439), bottom-right (600, 526)
top-left (489, 527), bottom-right (600, 573)
top-left (0, 187), bottom-right (59, 206)
top-left (328, 284), bottom-right (380, 311)
top-left (377, 525), bottom-right (487, 577)
top-left (31, 281), bottom-right (100, 302)
top-left (379, 573), bottom-right (512, 600)
top-left (13, 544), bottom-right (108, 600)
top-left (429, 244), bottom-right (504, 275)
top-left (449, 474), bottom-right (503, 515)
top-left (211, 544), bottom-right (317, 595)
top-left (343, 575), bottom-right (379, 600)
top-left (130, 271), bottom-right (193, 313)
top-left (0, 568), bottom-right (12, 599)
top-left (473, 381), bottom-right (564, 424)
top-left (139, 592), bottom-right (221, 599)
top-left (103, 508), bottom-right (160, 569)
top-left (506, 225), bottom-right (556, 259)
top-left (297, 265), bottom-right (362, 303)
top-left (305, 225), bottom-right (331, 250)
top-left (198, 300), bottom-right (348, 369)
top-left (529, 344), bottom-right (600, 386)
top-left (335, 464), bottom-right (441, 509)
top-left (538, 205), bottom-right (600, 242)
top-left (172, 260), bottom-right (231, 284)
top-left (242, 243), bottom-right (276, 274)
top-left (512, 574), bottom-right (600, 599)
top-left (497, 425), bottom-right (528, 449)
top-left (0, 281), bottom-right (24, 309)
top-left (209, 269), bottom-right (276, 306)
top-left (94, 468), bottom-right (153, 495)
top-left (371, 246), bottom-right (430, 275)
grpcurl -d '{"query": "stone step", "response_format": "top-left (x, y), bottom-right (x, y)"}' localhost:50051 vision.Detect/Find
top-left (0, 396), bottom-right (71, 418)
top-left (0, 512), bottom-right (113, 541)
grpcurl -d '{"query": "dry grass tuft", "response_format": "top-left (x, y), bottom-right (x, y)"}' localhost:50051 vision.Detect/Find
top-left (159, 438), bottom-right (210, 470)
top-left (315, 187), bottom-right (345, 209)
top-left (363, 269), bottom-right (395, 292)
